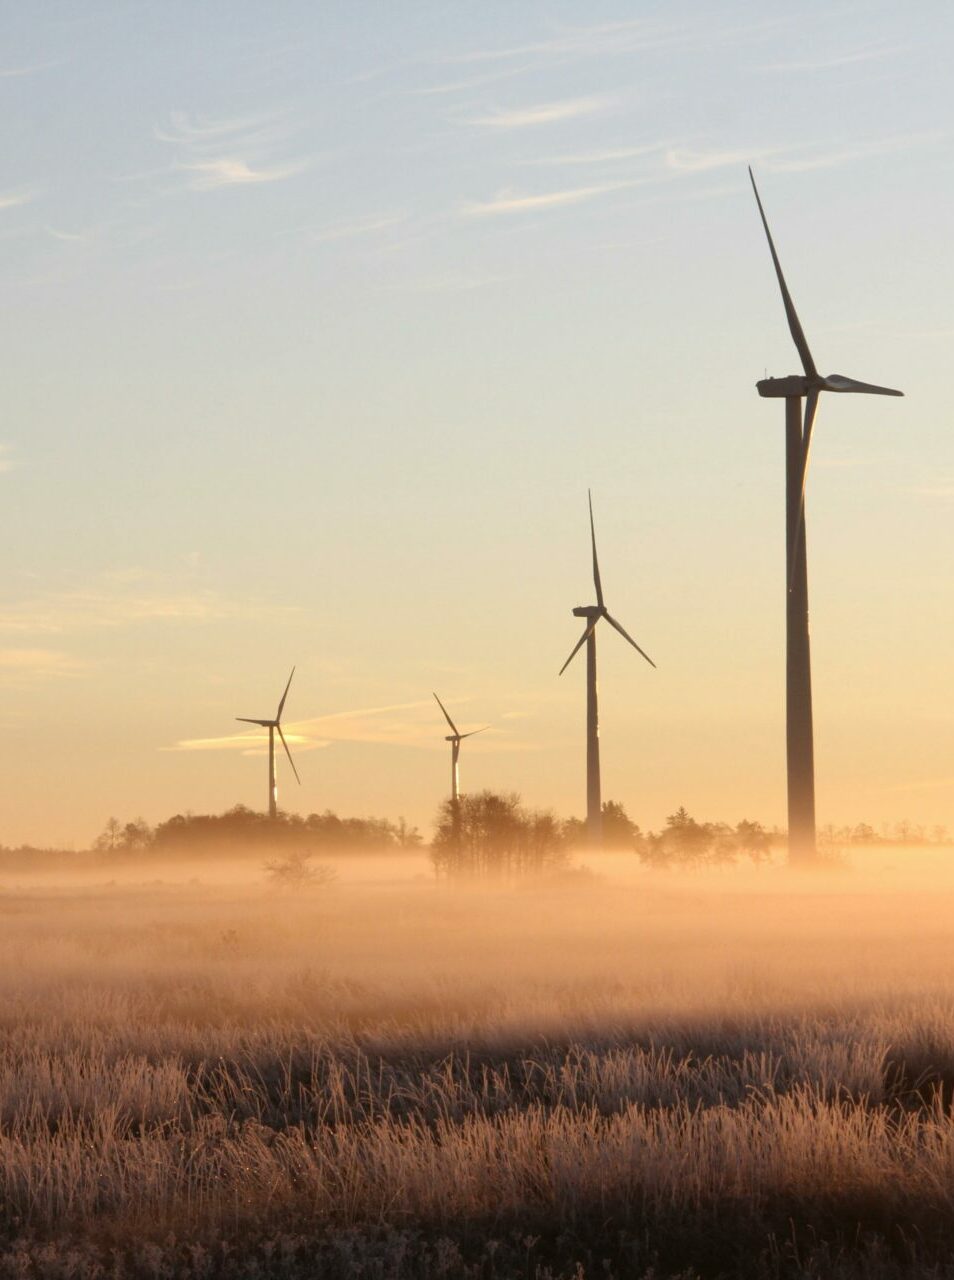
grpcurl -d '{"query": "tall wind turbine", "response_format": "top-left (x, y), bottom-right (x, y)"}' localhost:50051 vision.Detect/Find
top-left (559, 492), bottom-right (655, 845)
top-left (433, 692), bottom-right (487, 805)
top-left (749, 168), bottom-right (902, 862)
top-left (236, 667), bottom-right (301, 819)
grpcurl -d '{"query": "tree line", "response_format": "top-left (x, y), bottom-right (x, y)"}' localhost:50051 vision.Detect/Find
top-left (0, 799), bottom-right (947, 879)
top-left (84, 797), bottom-right (778, 874)
top-left (91, 806), bottom-right (424, 857)
top-left (431, 796), bottom-right (777, 877)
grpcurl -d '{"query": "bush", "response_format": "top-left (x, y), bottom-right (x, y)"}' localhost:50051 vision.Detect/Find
top-left (263, 851), bottom-right (337, 890)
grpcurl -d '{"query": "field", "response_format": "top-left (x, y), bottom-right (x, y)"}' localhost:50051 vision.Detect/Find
top-left (5, 848), bottom-right (954, 1278)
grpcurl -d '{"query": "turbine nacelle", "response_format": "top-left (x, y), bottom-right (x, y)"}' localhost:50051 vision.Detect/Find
top-left (757, 374), bottom-right (903, 398)
top-left (560, 493), bottom-right (655, 677)
top-left (235, 666), bottom-right (301, 799)
top-left (433, 693), bottom-right (488, 743)
top-left (560, 492), bottom-right (656, 845)
top-left (433, 691), bottom-right (489, 803)
top-left (750, 167), bottom-right (903, 587)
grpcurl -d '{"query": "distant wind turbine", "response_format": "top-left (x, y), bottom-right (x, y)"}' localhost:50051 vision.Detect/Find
top-left (433, 692), bottom-right (488, 806)
top-left (749, 167), bottom-right (902, 862)
top-left (559, 492), bottom-right (655, 845)
top-left (236, 667), bottom-right (301, 819)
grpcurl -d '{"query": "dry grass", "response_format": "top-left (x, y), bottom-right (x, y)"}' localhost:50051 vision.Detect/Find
top-left (4, 849), bottom-right (954, 1277)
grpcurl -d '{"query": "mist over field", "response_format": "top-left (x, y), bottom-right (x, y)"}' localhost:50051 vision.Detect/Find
top-left (3, 3), bottom-right (953, 1278)
top-left (5, 846), bottom-right (954, 1277)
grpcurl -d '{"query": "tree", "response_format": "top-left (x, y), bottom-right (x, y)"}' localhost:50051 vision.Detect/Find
top-left (93, 817), bottom-right (124, 853)
top-left (600, 800), bottom-right (643, 852)
top-left (659, 807), bottom-right (712, 861)
top-left (639, 808), bottom-right (773, 867)
top-left (431, 790), bottom-right (566, 880)
top-left (394, 818), bottom-right (423, 849)
top-left (733, 820), bottom-right (772, 863)
top-left (121, 818), bottom-right (153, 851)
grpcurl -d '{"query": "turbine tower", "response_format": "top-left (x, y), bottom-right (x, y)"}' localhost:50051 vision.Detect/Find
top-left (749, 168), bottom-right (902, 863)
top-left (433, 692), bottom-right (487, 805)
top-left (236, 667), bottom-right (301, 819)
top-left (559, 492), bottom-right (655, 845)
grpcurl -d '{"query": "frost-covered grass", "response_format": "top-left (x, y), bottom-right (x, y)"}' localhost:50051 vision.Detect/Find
top-left (4, 853), bottom-right (954, 1277)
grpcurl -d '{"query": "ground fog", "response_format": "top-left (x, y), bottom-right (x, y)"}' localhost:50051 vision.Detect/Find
top-left (3, 846), bottom-right (954, 1278)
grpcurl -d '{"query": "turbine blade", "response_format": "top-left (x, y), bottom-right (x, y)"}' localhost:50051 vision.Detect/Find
top-left (748, 167), bottom-right (818, 381)
top-left (588, 489), bottom-right (604, 608)
top-left (788, 389), bottom-right (819, 592)
top-left (276, 724), bottom-right (301, 785)
top-left (459, 726), bottom-right (490, 739)
top-left (821, 374), bottom-right (904, 396)
top-left (236, 718), bottom-right (271, 726)
top-left (604, 612), bottom-right (656, 669)
top-left (433, 691), bottom-right (459, 736)
top-left (276, 666), bottom-right (296, 722)
top-left (559, 621), bottom-right (598, 677)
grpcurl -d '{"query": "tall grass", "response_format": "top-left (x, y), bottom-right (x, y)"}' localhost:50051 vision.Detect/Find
top-left (4, 853), bottom-right (954, 1276)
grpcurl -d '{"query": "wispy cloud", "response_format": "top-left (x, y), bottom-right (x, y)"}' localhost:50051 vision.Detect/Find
top-left (436, 19), bottom-right (684, 66)
top-left (0, 648), bottom-right (85, 680)
top-left (0, 59), bottom-right (60, 78)
top-left (155, 110), bottom-right (308, 192)
top-left (167, 697), bottom-right (495, 754)
top-left (763, 42), bottom-right (904, 73)
top-left (666, 146), bottom-right (777, 173)
top-left (530, 142), bottom-right (667, 166)
top-left (308, 212), bottom-right (406, 244)
top-left (181, 156), bottom-right (307, 190)
top-left (166, 729), bottom-right (330, 757)
top-left (462, 130), bottom-right (931, 221)
top-left (155, 111), bottom-right (282, 148)
top-left (467, 95), bottom-right (607, 129)
top-left (0, 189), bottom-right (35, 211)
top-left (407, 66), bottom-right (535, 96)
top-left (0, 444), bottom-right (14, 474)
top-left (461, 181), bottom-right (630, 218)
top-left (664, 133), bottom-right (941, 180)
top-left (44, 225), bottom-right (87, 243)
top-left (768, 133), bottom-right (941, 173)
top-left (0, 570), bottom-right (297, 635)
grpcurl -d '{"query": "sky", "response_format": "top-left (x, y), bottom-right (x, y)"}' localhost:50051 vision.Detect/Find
top-left (1, 1), bottom-right (953, 846)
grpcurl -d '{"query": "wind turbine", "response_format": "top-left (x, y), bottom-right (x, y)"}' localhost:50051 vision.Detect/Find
top-left (236, 667), bottom-right (301, 819)
top-left (433, 692), bottom-right (488, 805)
top-left (749, 167), bottom-right (902, 863)
top-left (559, 492), bottom-right (655, 845)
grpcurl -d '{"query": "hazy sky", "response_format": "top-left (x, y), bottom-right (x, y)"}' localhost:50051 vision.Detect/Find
top-left (2, 2), bottom-right (953, 845)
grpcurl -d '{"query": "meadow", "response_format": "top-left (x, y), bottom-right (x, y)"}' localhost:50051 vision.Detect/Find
top-left (5, 848), bottom-right (954, 1278)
